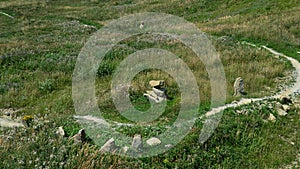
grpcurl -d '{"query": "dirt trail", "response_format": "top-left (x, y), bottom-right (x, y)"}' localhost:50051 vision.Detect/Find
top-left (206, 43), bottom-right (300, 117)
top-left (0, 118), bottom-right (24, 127)
top-left (1, 43), bottom-right (299, 128)
top-left (262, 45), bottom-right (300, 96)
top-left (0, 109), bottom-right (24, 127)
top-left (204, 43), bottom-right (300, 168)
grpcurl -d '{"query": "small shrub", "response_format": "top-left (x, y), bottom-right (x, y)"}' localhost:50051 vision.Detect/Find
top-left (39, 79), bottom-right (55, 93)
top-left (97, 62), bottom-right (115, 77)
top-left (0, 84), bottom-right (9, 94)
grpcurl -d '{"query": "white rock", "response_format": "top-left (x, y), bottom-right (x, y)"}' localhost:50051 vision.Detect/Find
top-left (132, 134), bottom-right (142, 149)
top-left (277, 108), bottom-right (287, 116)
top-left (268, 113), bottom-right (276, 122)
top-left (144, 80), bottom-right (167, 103)
top-left (139, 22), bottom-right (144, 29)
top-left (152, 88), bottom-right (166, 98)
top-left (146, 137), bottom-right (161, 146)
top-left (4, 112), bottom-right (11, 116)
top-left (277, 108), bottom-right (288, 116)
top-left (275, 102), bottom-right (282, 109)
top-left (282, 104), bottom-right (290, 111)
top-left (57, 126), bottom-right (65, 136)
top-left (100, 138), bottom-right (117, 152)
top-left (120, 146), bottom-right (129, 154)
top-left (236, 110), bottom-right (242, 114)
top-left (72, 129), bottom-right (85, 143)
top-left (149, 80), bottom-right (164, 88)
top-left (144, 91), bottom-right (166, 103)
top-left (165, 144), bottom-right (172, 148)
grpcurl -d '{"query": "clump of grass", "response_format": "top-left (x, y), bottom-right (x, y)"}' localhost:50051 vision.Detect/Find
top-left (39, 79), bottom-right (55, 93)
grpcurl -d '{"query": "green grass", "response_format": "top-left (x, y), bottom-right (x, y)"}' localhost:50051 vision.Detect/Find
top-left (1, 98), bottom-right (299, 168)
top-left (0, 0), bottom-right (299, 168)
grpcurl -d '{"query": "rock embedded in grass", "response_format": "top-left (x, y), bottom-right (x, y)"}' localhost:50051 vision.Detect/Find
top-left (100, 138), bottom-right (118, 153)
top-left (144, 80), bottom-right (167, 103)
top-left (0, 108), bottom-right (17, 117)
top-left (120, 146), bottom-right (129, 154)
top-left (277, 108), bottom-right (288, 116)
top-left (146, 137), bottom-right (161, 146)
top-left (56, 126), bottom-right (65, 137)
top-left (149, 80), bottom-right (164, 88)
top-left (268, 113), bottom-right (276, 122)
top-left (233, 77), bottom-right (245, 96)
top-left (165, 144), bottom-right (173, 148)
top-left (72, 129), bottom-right (86, 143)
top-left (132, 134), bottom-right (142, 149)
top-left (282, 104), bottom-right (290, 111)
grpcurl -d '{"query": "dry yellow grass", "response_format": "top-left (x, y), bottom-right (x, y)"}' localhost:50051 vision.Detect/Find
top-left (196, 6), bottom-right (300, 49)
top-left (95, 34), bottom-right (292, 107)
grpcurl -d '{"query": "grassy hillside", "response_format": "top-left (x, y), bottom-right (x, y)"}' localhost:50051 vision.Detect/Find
top-left (0, 0), bottom-right (299, 168)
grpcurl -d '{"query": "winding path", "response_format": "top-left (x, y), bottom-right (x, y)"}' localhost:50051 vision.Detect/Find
top-left (0, 41), bottom-right (299, 167)
top-left (0, 43), bottom-right (299, 128)
top-left (205, 42), bottom-right (300, 117)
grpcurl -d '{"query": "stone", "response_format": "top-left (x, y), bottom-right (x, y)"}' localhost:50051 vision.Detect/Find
top-left (146, 137), bottom-right (161, 146)
top-left (268, 113), bottom-right (276, 122)
top-left (100, 138), bottom-right (118, 152)
top-left (144, 89), bottom-right (166, 103)
top-left (165, 144), bottom-right (173, 148)
top-left (4, 111), bottom-right (10, 116)
top-left (236, 110), bottom-right (242, 114)
top-left (144, 80), bottom-right (167, 103)
top-left (56, 126), bottom-right (65, 136)
top-left (72, 129), bottom-right (86, 143)
top-left (275, 102), bottom-right (282, 109)
top-left (1, 108), bottom-right (14, 117)
top-left (149, 80), bottom-right (164, 88)
top-left (279, 95), bottom-right (292, 104)
top-left (120, 146), bottom-right (129, 154)
top-left (139, 21), bottom-right (144, 29)
top-left (282, 104), bottom-right (290, 111)
top-left (132, 134), bottom-right (142, 149)
top-left (152, 88), bottom-right (166, 98)
top-left (233, 77), bottom-right (245, 96)
top-left (277, 108), bottom-right (288, 116)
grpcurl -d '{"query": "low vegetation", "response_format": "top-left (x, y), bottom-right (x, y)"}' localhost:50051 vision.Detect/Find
top-left (0, 0), bottom-right (299, 168)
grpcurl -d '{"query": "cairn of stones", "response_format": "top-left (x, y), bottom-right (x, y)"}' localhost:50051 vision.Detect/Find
top-left (143, 80), bottom-right (167, 103)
